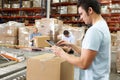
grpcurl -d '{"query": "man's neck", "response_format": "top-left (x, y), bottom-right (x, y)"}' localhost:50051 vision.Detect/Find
top-left (92, 14), bottom-right (103, 25)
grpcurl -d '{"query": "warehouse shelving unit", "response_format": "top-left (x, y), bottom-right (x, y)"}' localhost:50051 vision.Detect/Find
top-left (51, 0), bottom-right (120, 31)
top-left (0, 0), bottom-right (46, 24)
top-left (100, 0), bottom-right (120, 32)
top-left (51, 1), bottom-right (82, 26)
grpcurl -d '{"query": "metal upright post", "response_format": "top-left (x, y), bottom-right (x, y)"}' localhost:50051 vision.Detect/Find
top-left (47, 0), bottom-right (51, 19)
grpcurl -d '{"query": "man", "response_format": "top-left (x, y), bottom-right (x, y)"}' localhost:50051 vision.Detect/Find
top-left (51, 0), bottom-right (111, 80)
top-left (29, 27), bottom-right (42, 46)
top-left (62, 30), bottom-right (75, 44)
top-left (61, 30), bottom-right (75, 54)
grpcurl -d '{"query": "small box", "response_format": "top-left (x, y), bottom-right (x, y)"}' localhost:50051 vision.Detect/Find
top-left (34, 36), bottom-right (50, 48)
top-left (27, 53), bottom-right (74, 80)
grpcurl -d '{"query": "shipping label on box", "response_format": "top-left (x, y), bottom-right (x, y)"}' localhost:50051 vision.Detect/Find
top-left (27, 53), bottom-right (74, 80)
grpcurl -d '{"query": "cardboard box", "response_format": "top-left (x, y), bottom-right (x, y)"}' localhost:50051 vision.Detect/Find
top-left (0, 26), bottom-right (18, 37)
top-left (27, 53), bottom-right (74, 80)
top-left (52, 0), bottom-right (59, 3)
top-left (67, 5), bottom-right (77, 14)
top-left (60, 6), bottom-right (68, 14)
top-left (18, 27), bottom-right (34, 47)
top-left (0, 36), bottom-right (17, 45)
top-left (34, 36), bottom-right (50, 48)
top-left (22, 1), bottom-right (31, 8)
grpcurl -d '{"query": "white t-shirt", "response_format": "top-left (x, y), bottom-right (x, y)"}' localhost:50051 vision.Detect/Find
top-left (80, 19), bottom-right (111, 80)
top-left (62, 34), bottom-right (75, 44)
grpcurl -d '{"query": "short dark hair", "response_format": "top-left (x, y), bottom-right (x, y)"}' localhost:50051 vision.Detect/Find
top-left (78, 0), bottom-right (101, 14)
top-left (63, 30), bottom-right (69, 35)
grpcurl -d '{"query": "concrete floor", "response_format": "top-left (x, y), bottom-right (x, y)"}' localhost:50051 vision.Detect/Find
top-left (74, 52), bottom-right (120, 80)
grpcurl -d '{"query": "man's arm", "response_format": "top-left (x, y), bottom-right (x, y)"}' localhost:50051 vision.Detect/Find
top-left (57, 40), bottom-right (81, 54)
top-left (52, 46), bottom-right (97, 70)
top-left (69, 44), bottom-right (81, 54)
top-left (64, 49), bottom-right (97, 69)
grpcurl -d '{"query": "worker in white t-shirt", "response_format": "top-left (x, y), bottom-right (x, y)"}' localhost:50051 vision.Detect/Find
top-left (60, 30), bottom-right (75, 54)
top-left (62, 30), bottom-right (75, 44)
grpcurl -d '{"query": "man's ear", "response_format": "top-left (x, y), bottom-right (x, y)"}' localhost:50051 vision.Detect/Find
top-left (88, 7), bottom-right (93, 15)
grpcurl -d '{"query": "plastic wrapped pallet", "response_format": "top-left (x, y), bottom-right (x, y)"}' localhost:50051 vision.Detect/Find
top-left (5, 37), bottom-right (17, 45)
top-left (0, 36), bottom-right (17, 45)
top-left (18, 27), bottom-right (34, 47)
top-left (0, 26), bottom-right (18, 37)
top-left (58, 25), bottom-right (85, 46)
top-left (0, 36), bottom-right (5, 44)
top-left (35, 18), bottom-right (63, 42)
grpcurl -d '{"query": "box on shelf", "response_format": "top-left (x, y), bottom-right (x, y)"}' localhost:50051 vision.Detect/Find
top-left (60, 6), bottom-right (68, 14)
top-left (0, 36), bottom-right (5, 44)
top-left (34, 36), bottom-right (50, 48)
top-left (27, 53), bottom-right (74, 80)
top-left (4, 4), bottom-right (10, 8)
top-left (67, 5), bottom-right (77, 14)
top-left (61, 0), bottom-right (69, 2)
top-left (22, 1), bottom-right (31, 8)
top-left (69, 0), bottom-right (77, 2)
top-left (12, 4), bottom-right (20, 8)
top-left (52, 0), bottom-right (59, 3)
top-left (33, 0), bottom-right (44, 7)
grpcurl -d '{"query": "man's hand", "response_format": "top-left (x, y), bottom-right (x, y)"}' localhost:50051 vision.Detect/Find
top-left (56, 40), bottom-right (71, 46)
top-left (51, 45), bottom-right (67, 58)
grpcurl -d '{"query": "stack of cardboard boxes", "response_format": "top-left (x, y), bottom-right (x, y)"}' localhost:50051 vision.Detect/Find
top-left (35, 18), bottom-right (63, 42)
top-left (18, 27), bottom-right (33, 47)
top-left (0, 26), bottom-right (18, 45)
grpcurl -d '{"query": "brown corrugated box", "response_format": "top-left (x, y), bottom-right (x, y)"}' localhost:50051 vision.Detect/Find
top-left (27, 53), bottom-right (74, 80)
top-left (5, 37), bottom-right (17, 45)
top-left (34, 36), bottom-right (50, 48)
top-left (22, 1), bottom-right (31, 8)
top-left (0, 36), bottom-right (5, 44)
top-left (67, 5), bottom-right (77, 14)
top-left (0, 26), bottom-right (18, 37)
top-left (0, 36), bottom-right (17, 45)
